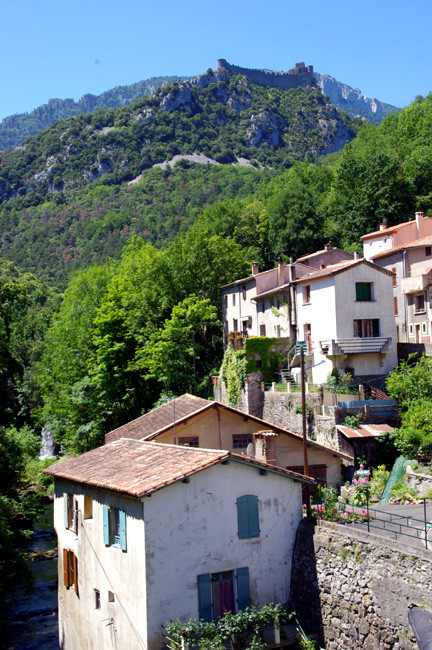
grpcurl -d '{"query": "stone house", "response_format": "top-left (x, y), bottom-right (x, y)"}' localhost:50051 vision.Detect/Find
top-left (294, 258), bottom-right (398, 385)
top-left (362, 212), bottom-right (432, 344)
top-left (105, 394), bottom-right (353, 487)
top-left (44, 440), bottom-right (312, 650)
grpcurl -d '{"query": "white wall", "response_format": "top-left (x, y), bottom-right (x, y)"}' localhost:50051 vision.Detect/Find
top-left (144, 462), bottom-right (303, 649)
top-left (54, 480), bottom-right (147, 650)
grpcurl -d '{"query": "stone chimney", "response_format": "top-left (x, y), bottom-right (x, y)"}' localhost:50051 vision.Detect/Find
top-left (252, 262), bottom-right (259, 276)
top-left (277, 258), bottom-right (285, 286)
top-left (416, 212), bottom-right (424, 237)
top-left (324, 242), bottom-right (333, 252)
top-left (253, 431), bottom-right (278, 466)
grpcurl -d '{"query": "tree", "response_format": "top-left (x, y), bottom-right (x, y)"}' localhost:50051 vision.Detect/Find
top-left (141, 295), bottom-right (221, 396)
top-left (393, 400), bottom-right (432, 460)
top-left (386, 354), bottom-right (432, 411)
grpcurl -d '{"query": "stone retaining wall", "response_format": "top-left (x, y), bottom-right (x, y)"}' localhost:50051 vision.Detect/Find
top-left (289, 519), bottom-right (432, 648)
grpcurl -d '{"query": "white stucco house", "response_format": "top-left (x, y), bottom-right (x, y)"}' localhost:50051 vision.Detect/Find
top-left (293, 258), bottom-right (398, 385)
top-left (362, 212), bottom-right (432, 344)
top-left (45, 440), bottom-right (312, 650)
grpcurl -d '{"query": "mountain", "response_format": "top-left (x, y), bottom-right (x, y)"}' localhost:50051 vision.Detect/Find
top-left (0, 76), bottom-right (191, 151)
top-left (314, 72), bottom-right (399, 124)
top-left (0, 63), bottom-right (398, 152)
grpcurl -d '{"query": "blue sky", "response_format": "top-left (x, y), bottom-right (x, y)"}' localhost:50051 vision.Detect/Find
top-left (1, 0), bottom-right (432, 121)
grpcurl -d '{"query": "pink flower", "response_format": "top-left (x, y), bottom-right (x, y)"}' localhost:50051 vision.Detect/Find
top-left (360, 464), bottom-right (364, 470)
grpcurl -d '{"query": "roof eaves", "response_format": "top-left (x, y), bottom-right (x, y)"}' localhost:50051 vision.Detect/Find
top-left (230, 453), bottom-right (314, 484)
top-left (141, 402), bottom-right (216, 441)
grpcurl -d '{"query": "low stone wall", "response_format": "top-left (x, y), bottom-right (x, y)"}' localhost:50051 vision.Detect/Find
top-left (405, 466), bottom-right (432, 497)
top-left (289, 519), bottom-right (432, 648)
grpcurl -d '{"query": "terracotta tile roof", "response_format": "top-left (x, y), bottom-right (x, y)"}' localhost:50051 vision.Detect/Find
top-left (105, 394), bottom-right (212, 444)
top-left (43, 439), bottom-right (313, 497)
top-left (369, 234), bottom-right (432, 260)
top-left (295, 246), bottom-right (352, 262)
top-left (337, 424), bottom-right (393, 439)
top-left (361, 216), bottom-right (432, 241)
top-left (295, 258), bottom-right (394, 284)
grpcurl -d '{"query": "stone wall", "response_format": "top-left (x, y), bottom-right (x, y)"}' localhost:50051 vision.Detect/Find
top-left (262, 391), bottom-right (320, 436)
top-left (216, 59), bottom-right (314, 90)
top-left (289, 519), bottom-right (432, 649)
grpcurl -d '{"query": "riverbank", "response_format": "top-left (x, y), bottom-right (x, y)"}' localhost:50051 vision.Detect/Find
top-left (2, 503), bottom-right (58, 650)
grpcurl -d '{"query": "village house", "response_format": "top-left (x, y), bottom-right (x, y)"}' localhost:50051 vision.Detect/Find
top-left (362, 212), bottom-right (432, 344)
top-left (221, 244), bottom-right (354, 345)
top-left (294, 258), bottom-right (398, 385)
top-left (44, 440), bottom-right (312, 650)
top-left (105, 394), bottom-right (353, 486)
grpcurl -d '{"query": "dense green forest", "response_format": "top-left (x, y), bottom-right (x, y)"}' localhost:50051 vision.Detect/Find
top-left (0, 76), bottom-right (191, 151)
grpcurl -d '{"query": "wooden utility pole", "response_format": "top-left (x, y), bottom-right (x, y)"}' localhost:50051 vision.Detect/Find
top-left (300, 346), bottom-right (311, 517)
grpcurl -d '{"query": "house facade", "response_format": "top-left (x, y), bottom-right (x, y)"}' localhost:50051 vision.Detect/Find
top-left (105, 394), bottom-right (353, 487)
top-left (221, 245), bottom-right (354, 346)
top-left (362, 212), bottom-right (432, 344)
top-left (45, 440), bottom-right (312, 650)
top-left (294, 259), bottom-right (398, 385)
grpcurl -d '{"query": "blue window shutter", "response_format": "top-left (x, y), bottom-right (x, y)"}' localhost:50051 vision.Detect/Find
top-left (119, 509), bottom-right (127, 551)
top-left (64, 493), bottom-right (68, 529)
top-left (197, 573), bottom-right (212, 622)
top-left (103, 505), bottom-right (110, 546)
top-left (237, 495), bottom-right (259, 539)
top-left (237, 496), bottom-right (249, 539)
top-left (247, 495), bottom-right (260, 538)
top-left (236, 567), bottom-right (250, 610)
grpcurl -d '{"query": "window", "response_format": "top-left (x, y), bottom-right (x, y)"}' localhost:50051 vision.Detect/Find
top-left (242, 286), bottom-right (246, 301)
top-left (63, 549), bottom-right (78, 593)
top-left (392, 268), bottom-right (397, 287)
top-left (409, 324), bottom-right (414, 336)
top-left (261, 301), bottom-right (265, 313)
top-left (355, 282), bottom-right (372, 301)
top-left (103, 506), bottom-right (127, 551)
top-left (426, 247), bottom-right (431, 257)
top-left (108, 591), bottom-right (115, 603)
top-left (353, 319), bottom-right (380, 337)
top-left (303, 285), bottom-right (311, 304)
top-left (422, 322), bottom-right (428, 335)
top-left (64, 493), bottom-right (78, 534)
top-left (179, 436), bottom-right (199, 447)
top-left (233, 319), bottom-right (238, 332)
top-left (197, 567), bottom-right (250, 622)
top-left (232, 434), bottom-right (252, 449)
top-left (84, 496), bottom-right (93, 520)
top-left (232, 294), bottom-right (236, 306)
top-left (224, 295), bottom-right (228, 309)
top-left (415, 294), bottom-right (426, 313)
top-left (394, 297), bottom-right (398, 316)
top-left (94, 589), bottom-right (101, 609)
top-left (236, 495), bottom-right (260, 539)
top-left (259, 324), bottom-right (266, 336)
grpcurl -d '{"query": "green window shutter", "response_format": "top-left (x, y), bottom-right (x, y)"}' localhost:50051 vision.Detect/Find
top-left (103, 505), bottom-right (110, 546)
top-left (197, 573), bottom-right (212, 622)
top-left (356, 283), bottom-right (371, 301)
top-left (119, 509), bottom-right (127, 551)
top-left (247, 495), bottom-right (260, 538)
top-left (64, 493), bottom-right (69, 529)
top-left (236, 567), bottom-right (250, 611)
top-left (237, 495), bottom-right (259, 539)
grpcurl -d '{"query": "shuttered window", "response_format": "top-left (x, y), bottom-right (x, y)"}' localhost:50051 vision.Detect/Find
top-left (355, 282), bottom-right (372, 301)
top-left (197, 573), bottom-right (212, 622)
top-left (236, 495), bottom-right (260, 539)
top-left (103, 505), bottom-right (127, 551)
top-left (236, 567), bottom-right (250, 610)
top-left (197, 567), bottom-right (250, 621)
top-left (63, 548), bottom-right (78, 594)
top-left (64, 493), bottom-right (78, 534)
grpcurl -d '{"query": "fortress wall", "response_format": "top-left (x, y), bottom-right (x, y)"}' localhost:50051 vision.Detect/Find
top-left (216, 59), bottom-right (314, 90)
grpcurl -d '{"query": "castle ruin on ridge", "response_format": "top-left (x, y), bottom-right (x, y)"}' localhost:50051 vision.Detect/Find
top-left (216, 59), bottom-right (314, 90)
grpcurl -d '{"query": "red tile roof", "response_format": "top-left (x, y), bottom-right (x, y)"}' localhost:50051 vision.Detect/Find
top-left (369, 234), bottom-right (432, 260)
top-left (337, 424), bottom-right (393, 439)
top-left (105, 394), bottom-right (212, 444)
top-left (295, 258), bottom-right (393, 284)
top-left (43, 439), bottom-right (313, 497)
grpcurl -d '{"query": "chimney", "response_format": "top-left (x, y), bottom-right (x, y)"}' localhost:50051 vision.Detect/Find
top-left (253, 431), bottom-right (278, 466)
top-left (277, 257), bottom-right (285, 286)
top-left (416, 211), bottom-right (424, 237)
top-left (379, 218), bottom-right (388, 231)
top-left (319, 264), bottom-right (325, 270)
top-left (354, 252), bottom-right (359, 260)
top-left (252, 262), bottom-right (259, 276)
top-left (324, 242), bottom-right (332, 252)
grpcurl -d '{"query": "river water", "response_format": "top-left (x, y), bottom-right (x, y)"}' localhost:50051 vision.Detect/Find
top-left (2, 503), bottom-right (59, 650)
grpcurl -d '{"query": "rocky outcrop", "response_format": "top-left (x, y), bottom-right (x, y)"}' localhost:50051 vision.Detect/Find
top-left (314, 72), bottom-right (399, 124)
top-left (246, 110), bottom-right (286, 147)
top-left (160, 85), bottom-right (193, 112)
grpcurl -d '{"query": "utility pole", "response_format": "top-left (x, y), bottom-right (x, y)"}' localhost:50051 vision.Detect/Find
top-left (300, 345), bottom-right (311, 517)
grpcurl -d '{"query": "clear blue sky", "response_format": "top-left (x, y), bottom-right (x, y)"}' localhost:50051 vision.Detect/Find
top-left (1, 0), bottom-right (431, 121)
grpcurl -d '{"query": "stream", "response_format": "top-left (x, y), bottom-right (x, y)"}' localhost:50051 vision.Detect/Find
top-left (2, 503), bottom-right (58, 650)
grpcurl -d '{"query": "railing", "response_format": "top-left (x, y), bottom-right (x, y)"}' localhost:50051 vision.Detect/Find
top-left (317, 496), bottom-right (432, 550)
top-left (264, 382), bottom-right (321, 393)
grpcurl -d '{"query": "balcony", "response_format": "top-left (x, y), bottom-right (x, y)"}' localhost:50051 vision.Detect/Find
top-left (320, 338), bottom-right (391, 355)
top-left (401, 274), bottom-right (429, 294)
top-left (290, 340), bottom-right (312, 367)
